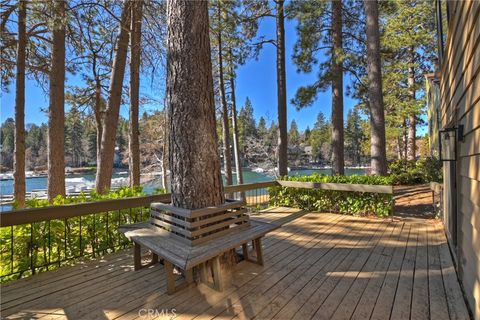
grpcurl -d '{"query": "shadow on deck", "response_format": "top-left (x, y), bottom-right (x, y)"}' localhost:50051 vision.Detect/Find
top-left (0, 207), bottom-right (470, 320)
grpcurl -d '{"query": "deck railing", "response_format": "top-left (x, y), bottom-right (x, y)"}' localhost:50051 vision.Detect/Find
top-left (0, 179), bottom-right (393, 282)
top-left (0, 181), bottom-right (276, 281)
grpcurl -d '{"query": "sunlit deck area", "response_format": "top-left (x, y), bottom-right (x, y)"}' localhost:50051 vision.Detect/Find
top-left (0, 207), bottom-right (470, 320)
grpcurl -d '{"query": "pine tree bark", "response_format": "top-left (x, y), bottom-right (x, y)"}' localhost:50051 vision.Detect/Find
top-left (407, 115), bottom-right (416, 160)
top-left (407, 47), bottom-right (416, 161)
top-left (230, 71), bottom-right (244, 187)
top-left (95, 0), bottom-right (131, 193)
top-left (161, 110), bottom-right (169, 190)
top-left (14, 0), bottom-right (26, 208)
top-left (396, 135), bottom-right (402, 160)
top-left (167, 0), bottom-right (224, 209)
top-left (217, 7), bottom-right (232, 186)
top-left (364, 0), bottom-right (387, 175)
top-left (275, 0), bottom-right (288, 176)
top-left (402, 118), bottom-right (408, 159)
top-left (331, 0), bottom-right (344, 175)
top-left (48, 0), bottom-right (66, 201)
top-left (129, 0), bottom-right (142, 187)
top-left (94, 80), bottom-right (104, 166)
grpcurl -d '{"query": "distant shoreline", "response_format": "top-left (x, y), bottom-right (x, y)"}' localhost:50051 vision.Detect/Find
top-left (0, 165), bottom-right (371, 182)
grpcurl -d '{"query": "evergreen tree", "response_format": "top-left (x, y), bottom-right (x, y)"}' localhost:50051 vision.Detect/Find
top-left (25, 124), bottom-right (47, 169)
top-left (382, 0), bottom-right (436, 161)
top-left (65, 107), bottom-right (85, 167)
top-left (288, 0), bottom-right (364, 174)
top-left (0, 119), bottom-right (15, 169)
top-left (48, 0), bottom-right (67, 200)
top-left (364, 0), bottom-right (387, 175)
top-left (96, 0), bottom-right (131, 193)
top-left (304, 126), bottom-right (311, 142)
top-left (238, 97), bottom-right (257, 146)
top-left (257, 117), bottom-right (267, 137)
top-left (309, 112), bottom-right (331, 164)
top-left (289, 119), bottom-right (300, 147)
top-left (85, 124), bottom-right (97, 165)
top-left (345, 109), bottom-right (366, 166)
top-left (166, 0), bottom-right (224, 209)
top-left (129, 0), bottom-right (143, 187)
top-left (13, 0), bottom-right (27, 207)
top-left (267, 121), bottom-right (278, 149)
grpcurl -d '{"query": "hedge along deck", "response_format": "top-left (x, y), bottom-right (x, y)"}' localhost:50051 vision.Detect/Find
top-left (276, 180), bottom-right (394, 194)
top-left (276, 180), bottom-right (395, 218)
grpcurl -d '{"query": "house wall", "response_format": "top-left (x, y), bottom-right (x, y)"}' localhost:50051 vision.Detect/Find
top-left (440, 1), bottom-right (480, 318)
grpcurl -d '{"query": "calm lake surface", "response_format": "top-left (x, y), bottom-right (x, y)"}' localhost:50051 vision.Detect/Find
top-left (0, 168), bottom-right (367, 196)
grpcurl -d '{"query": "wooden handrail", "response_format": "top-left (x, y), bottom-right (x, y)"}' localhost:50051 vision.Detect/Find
top-left (0, 181), bottom-right (278, 227)
top-left (224, 181), bottom-right (279, 193)
top-left (0, 194), bottom-right (171, 227)
top-left (0, 179), bottom-right (394, 227)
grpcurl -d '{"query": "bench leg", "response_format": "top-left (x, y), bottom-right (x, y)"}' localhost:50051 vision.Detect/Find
top-left (242, 243), bottom-right (249, 261)
top-left (152, 253), bottom-right (159, 265)
top-left (199, 262), bottom-right (208, 283)
top-left (134, 243), bottom-right (142, 271)
top-left (164, 260), bottom-right (176, 295)
top-left (211, 256), bottom-right (224, 291)
top-left (185, 268), bottom-right (194, 284)
top-left (254, 238), bottom-right (264, 266)
top-left (134, 243), bottom-right (159, 270)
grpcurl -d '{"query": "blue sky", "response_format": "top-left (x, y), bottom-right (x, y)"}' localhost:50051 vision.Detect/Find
top-left (0, 15), bottom-right (361, 132)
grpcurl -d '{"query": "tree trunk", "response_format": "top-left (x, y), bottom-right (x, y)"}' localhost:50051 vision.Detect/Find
top-left (95, 0), bottom-right (131, 193)
top-left (364, 0), bottom-right (387, 175)
top-left (275, 0), bottom-right (288, 177)
top-left (217, 8), bottom-right (232, 186)
top-left (331, 0), bottom-right (344, 175)
top-left (14, 0), bottom-right (26, 208)
top-left (407, 46), bottom-right (416, 161)
top-left (396, 135), bottom-right (402, 160)
top-left (166, 0), bottom-right (224, 209)
top-left (407, 114), bottom-right (416, 160)
top-left (47, 0), bottom-right (66, 201)
top-left (129, 0), bottom-right (142, 188)
top-left (230, 70), bottom-right (244, 188)
top-left (402, 118), bottom-right (408, 159)
top-left (94, 80), bottom-right (104, 166)
top-left (162, 110), bottom-right (169, 190)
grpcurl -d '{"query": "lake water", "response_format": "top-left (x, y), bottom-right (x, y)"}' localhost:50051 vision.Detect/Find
top-left (0, 168), bottom-right (367, 196)
top-left (0, 167), bottom-right (366, 211)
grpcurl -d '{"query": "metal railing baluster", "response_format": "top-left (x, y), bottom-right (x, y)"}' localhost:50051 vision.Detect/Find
top-left (10, 226), bottom-right (13, 275)
top-left (48, 221), bottom-right (51, 269)
top-left (30, 223), bottom-right (34, 275)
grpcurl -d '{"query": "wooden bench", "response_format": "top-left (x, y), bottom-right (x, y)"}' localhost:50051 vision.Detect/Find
top-left (119, 219), bottom-right (278, 294)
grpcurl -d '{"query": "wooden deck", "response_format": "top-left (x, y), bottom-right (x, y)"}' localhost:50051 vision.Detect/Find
top-left (0, 207), bottom-right (470, 320)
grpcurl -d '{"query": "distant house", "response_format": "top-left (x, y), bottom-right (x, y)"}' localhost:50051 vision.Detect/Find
top-left (287, 144), bottom-right (315, 165)
top-left (303, 145), bottom-right (317, 164)
top-left (431, 2), bottom-right (480, 318)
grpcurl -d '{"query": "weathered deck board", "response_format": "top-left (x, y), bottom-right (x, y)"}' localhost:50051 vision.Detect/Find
top-left (0, 208), bottom-right (469, 320)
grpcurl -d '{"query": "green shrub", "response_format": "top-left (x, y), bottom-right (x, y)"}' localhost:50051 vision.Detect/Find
top-left (269, 174), bottom-right (394, 218)
top-left (388, 158), bottom-right (442, 185)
